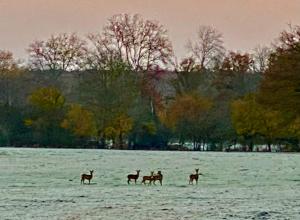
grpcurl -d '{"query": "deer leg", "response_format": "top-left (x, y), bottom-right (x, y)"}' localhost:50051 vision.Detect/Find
top-left (134, 179), bottom-right (137, 184)
top-left (127, 179), bottom-right (130, 184)
top-left (160, 180), bottom-right (162, 186)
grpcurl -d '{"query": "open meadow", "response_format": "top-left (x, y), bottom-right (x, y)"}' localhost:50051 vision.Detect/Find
top-left (1, 148), bottom-right (300, 219)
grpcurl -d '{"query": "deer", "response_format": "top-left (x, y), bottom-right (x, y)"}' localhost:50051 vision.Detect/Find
top-left (81, 170), bottom-right (94, 184)
top-left (189, 169), bottom-right (202, 184)
top-left (127, 170), bottom-right (140, 184)
top-left (152, 171), bottom-right (163, 186)
top-left (141, 171), bottom-right (154, 185)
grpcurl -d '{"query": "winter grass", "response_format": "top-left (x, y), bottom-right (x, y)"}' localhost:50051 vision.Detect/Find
top-left (1, 148), bottom-right (300, 219)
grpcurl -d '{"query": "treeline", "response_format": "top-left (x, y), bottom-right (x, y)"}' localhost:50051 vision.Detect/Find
top-left (0, 14), bottom-right (299, 151)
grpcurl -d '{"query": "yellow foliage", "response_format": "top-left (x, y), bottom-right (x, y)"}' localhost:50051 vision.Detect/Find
top-left (288, 117), bottom-right (300, 138)
top-left (29, 87), bottom-right (65, 111)
top-left (103, 114), bottom-right (133, 141)
top-left (104, 127), bottom-right (117, 139)
top-left (24, 119), bottom-right (33, 127)
top-left (61, 104), bottom-right (97, 137)
top-left (112, 114), bottom-right (133, 135)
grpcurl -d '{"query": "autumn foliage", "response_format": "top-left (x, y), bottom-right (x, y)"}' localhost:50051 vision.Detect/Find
top-left (0, 15), bottom-right (299, 151)
top-left (61, 104), bottom-right (97, 138)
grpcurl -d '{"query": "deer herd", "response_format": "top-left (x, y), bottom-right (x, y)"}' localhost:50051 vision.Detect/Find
top-left (81, 169), bottom-right (202, 185)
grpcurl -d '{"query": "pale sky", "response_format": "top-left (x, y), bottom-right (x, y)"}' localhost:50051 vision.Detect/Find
top-left (0, 0), bottom-right (300, 60)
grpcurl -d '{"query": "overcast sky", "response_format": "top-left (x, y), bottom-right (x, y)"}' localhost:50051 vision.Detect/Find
top-left (1, 0), bottom-right (300, 60)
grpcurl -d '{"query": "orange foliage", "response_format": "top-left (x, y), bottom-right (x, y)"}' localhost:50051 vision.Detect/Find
top-left (161, 94), bottom-right (212, 129)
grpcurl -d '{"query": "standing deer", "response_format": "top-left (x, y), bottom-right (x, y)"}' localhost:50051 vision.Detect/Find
top-left (152, 171), bottom-right (163, 186)
top-left (189, 169), bottom-right (202, 184)
top-left (141, 171), bottom-right (154, 185)
top-left (127, 170), bottom-right (140, 184)
top-left (81, 170), bottom-right (94, 184)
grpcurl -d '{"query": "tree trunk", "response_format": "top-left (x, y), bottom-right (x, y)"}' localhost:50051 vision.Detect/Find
top-left (220, 142), bottom-right (224, 151)
top-left (267, 142), bottom-right (272, 152)
top-left (119, 132), bottom-right (124, 149)
top-left (249, 138), bottom-right (254, 152)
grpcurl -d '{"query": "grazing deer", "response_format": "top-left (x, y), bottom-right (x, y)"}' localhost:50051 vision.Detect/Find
top-left (152, 171), bottom-right (163, 186)
top-left (127, 170), bottom-right (140, 184)
top-left (141, 171), bottom-right (154, 185)
top-left (189, 169), bottom-right (202, 184)
top-left (81, 170), bottom-right (94, 184)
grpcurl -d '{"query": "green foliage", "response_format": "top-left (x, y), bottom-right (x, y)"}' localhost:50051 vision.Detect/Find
top-left (0, 105), bottom-right (30, 146)
top-left (231, 94), bottom-right (285, 151)
top-left (231, 94), bottom-right (263, 137)
top-left (79, 60), bottom-right (139, 148)
top-left (259, 41), bottom-right (300, 119)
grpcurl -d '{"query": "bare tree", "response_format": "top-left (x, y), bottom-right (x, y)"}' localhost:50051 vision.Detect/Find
top-left (252, 45), bottom-right (271, 73)
top-left (0, 50), bottom-right (17, 73)
top-left (177, 57), bottom-right (200, 72)
top-left (276, 24), bottom-right (300, 50)
top-left (28, 33), bottom-right (87, 77)
top-left (187, 25), bottom-right (225, 70)
top-left (87, 13), bottom-right (174, 71)
top-left (0, 50), bottom-right (23, 106)
top-left (221, 51), bottom-right (254, 73)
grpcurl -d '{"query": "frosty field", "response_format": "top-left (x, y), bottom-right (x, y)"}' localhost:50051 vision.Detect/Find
top-left (1, 148), bottom-right (300, 220)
